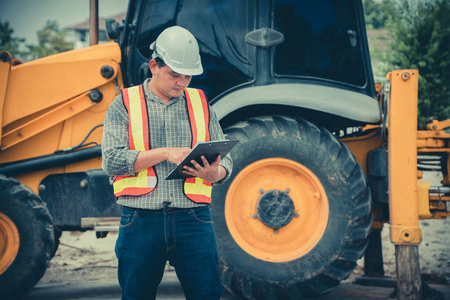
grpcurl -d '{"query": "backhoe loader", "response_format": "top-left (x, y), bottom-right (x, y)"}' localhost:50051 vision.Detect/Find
top-left (0, 0), bottom-right (448, 299)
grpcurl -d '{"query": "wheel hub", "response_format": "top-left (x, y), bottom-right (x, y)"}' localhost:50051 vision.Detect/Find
top-left (0, 212), bottom-right (20, 275)
top-left (257, 189), bottom-right (295, 229)
top-left (225, 157), bottom-right (329, 262)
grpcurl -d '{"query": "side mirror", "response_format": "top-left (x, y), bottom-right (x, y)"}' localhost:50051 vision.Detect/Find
top-left (105, 18), bottom-right (123, 40)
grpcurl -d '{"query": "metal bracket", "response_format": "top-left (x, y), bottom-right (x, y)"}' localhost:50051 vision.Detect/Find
top-left (245, 28), bottom-right (284, 48)
top-left (390, 225), bottom-right (422, 245)
top-left (1, 92), bottom-right (97, 149)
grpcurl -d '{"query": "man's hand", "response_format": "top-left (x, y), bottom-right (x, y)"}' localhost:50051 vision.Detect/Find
top-left (167, 147), bottom-right (191, 165)
top-left (133, 147), bottom-right (190, 172)
top-left (183, 155), bottom-right (226, 183)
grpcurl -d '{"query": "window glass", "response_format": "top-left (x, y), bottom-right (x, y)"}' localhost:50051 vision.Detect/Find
top-left (274, 0), bottom-right (366, 87)
top-left (136, 0), bottom-right (253, 99)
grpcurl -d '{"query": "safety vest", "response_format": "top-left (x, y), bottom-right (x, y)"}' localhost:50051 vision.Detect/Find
top-left (113, 85), bottom-right (212, 204)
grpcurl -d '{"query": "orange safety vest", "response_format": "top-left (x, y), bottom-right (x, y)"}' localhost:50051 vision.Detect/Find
top-left (113, 85), bottom-right (213, 204)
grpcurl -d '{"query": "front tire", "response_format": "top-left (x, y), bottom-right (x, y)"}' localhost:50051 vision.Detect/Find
top-left (212, 116), bottom-right (372, 299)
top-left (0, 175), bottom-right (54, 300)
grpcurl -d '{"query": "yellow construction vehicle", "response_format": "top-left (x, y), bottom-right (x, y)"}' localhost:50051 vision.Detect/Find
top-left (0, 0), bottom-right (448, 299)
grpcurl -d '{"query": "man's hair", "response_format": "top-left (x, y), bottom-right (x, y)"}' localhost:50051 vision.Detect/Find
top-left (155, 57), bottom-right (166, 68)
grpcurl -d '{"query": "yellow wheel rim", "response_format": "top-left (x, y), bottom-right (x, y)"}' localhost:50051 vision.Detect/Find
top-left (225, 158), bottom-right (329, 262)
top-left (0, 212), bottom-right (20, 275)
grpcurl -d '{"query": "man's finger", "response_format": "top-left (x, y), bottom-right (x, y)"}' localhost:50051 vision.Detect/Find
top-left (189, 160), bottom-right (203, 171)
top-left (201, 156), bottom-right (209, 166)
top-left (183, 166), bottom-right (196, 174)
top-left (211, 155), bottom-right (221, 167)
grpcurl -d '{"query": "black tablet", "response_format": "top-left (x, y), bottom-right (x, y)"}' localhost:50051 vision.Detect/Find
top-left (165, 140), bottom-right (239, 180)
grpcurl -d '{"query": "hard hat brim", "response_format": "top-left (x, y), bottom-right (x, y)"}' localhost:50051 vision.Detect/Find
top-left (169, 64), bottom-right (203, 76)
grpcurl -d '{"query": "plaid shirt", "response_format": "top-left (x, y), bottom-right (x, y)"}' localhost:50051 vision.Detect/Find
top-left (102, 78), bottom-right (233, 209)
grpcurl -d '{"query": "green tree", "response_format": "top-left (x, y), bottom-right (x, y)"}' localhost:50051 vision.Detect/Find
top-left (26, 20), bottom-right (73, 59)
top-left (0, 20), bottom-right (25, 55)
top-left (385, 0), bottom-right (450, 129)
top-left (362, 0), bottom-right (390, 29)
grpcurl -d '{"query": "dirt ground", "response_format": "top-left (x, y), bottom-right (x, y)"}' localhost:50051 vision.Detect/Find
top-left (38, 172), bottom-right (449, 289)
top-left (38, 220), bottom-right (450, 286)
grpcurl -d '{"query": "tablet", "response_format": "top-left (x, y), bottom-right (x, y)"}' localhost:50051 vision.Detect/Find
top-left (165, 140), bottom-right (239, 180)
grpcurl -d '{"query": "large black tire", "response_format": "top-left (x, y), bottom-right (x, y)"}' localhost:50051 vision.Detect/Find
top-left (0, 175), bottom-right (54, 300)
top-left (211, 116), bottom-right (372, 299)
top-left (51, 229), bottom-right (62, 258)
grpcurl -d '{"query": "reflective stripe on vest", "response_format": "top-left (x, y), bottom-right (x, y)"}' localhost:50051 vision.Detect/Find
top-left (113, 85), bottom-right (157, 197)
top-left (184, 88), bottom-right (212, 204)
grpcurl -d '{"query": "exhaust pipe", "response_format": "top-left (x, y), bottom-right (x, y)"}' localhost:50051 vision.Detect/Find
top-left (90, 0), bottom-right (99, 45)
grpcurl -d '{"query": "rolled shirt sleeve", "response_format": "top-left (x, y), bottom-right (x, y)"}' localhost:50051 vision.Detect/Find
top-left (208, 106), bottom-right (233, 184)
top-left (102, 95), bottom-right (139, 176)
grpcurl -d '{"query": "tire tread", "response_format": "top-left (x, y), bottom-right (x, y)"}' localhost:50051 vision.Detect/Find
top-left (219, 116), bottom-right (372, 299)
top-left (0, 175), bottom-right (54, 300)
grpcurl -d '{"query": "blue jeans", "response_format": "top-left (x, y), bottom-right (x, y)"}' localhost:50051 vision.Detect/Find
top-left (115, 205), bottom-right (222, 300)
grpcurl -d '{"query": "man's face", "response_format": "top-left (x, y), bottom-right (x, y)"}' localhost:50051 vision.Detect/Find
top-left (149, 59), bottom-right (192, 102)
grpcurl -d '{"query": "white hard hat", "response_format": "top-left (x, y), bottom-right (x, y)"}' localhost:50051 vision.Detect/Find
top-left (150, 26), bottom-right (203, 76)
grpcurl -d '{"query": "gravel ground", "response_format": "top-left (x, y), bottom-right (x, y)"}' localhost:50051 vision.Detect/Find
top-left (39, 219), bottom-right (449, 286)
top-left (38, 172), bottom-right (449, 288)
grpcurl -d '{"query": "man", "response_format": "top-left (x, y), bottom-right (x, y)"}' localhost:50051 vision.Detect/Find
top-left (102, 26), bottom-right (232, 300)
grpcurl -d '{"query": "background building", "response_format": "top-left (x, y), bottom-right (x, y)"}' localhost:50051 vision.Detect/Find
top-left (66, 12), bottom-right (126, 49)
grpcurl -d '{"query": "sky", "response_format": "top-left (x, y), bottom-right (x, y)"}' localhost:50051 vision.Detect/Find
top-left (0, 0), bottom-right (129, 45)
